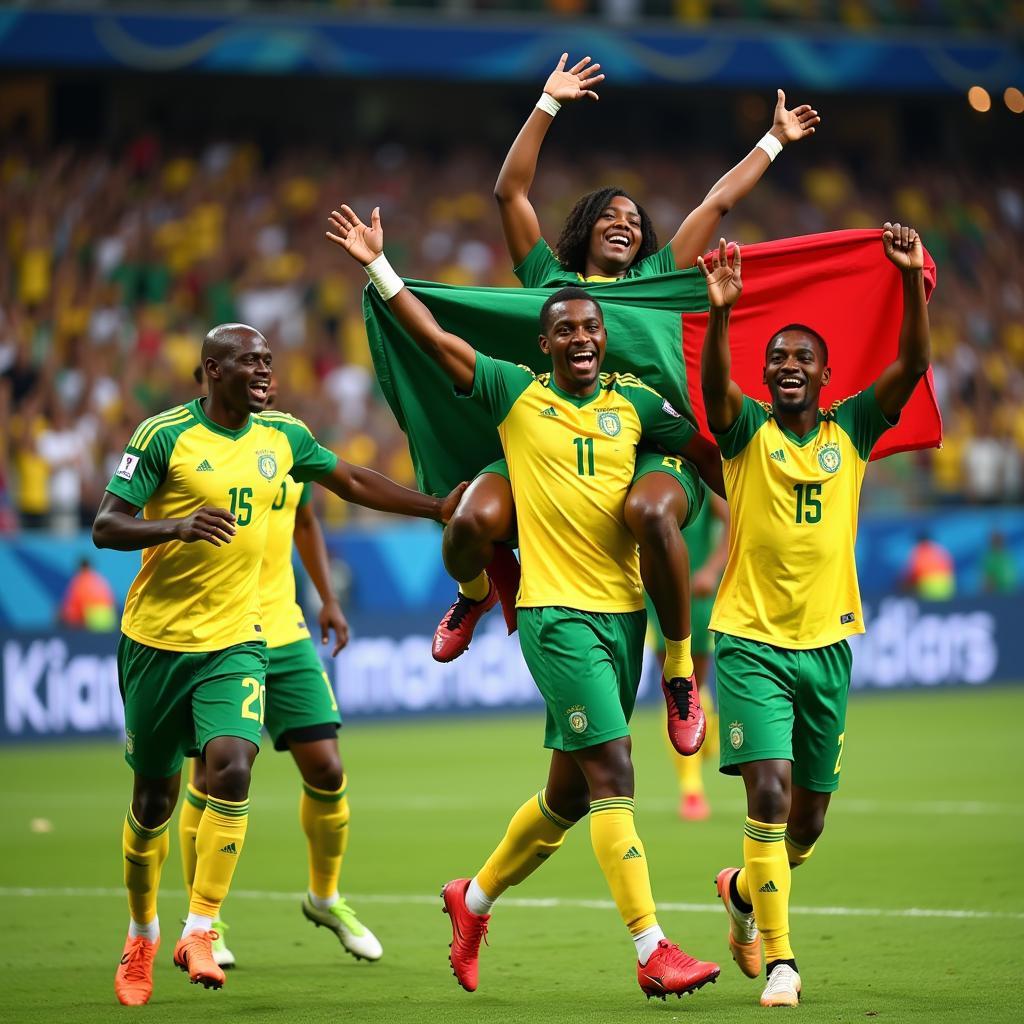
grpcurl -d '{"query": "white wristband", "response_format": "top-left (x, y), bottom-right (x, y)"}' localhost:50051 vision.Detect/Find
top-left (756, 132), bottom-right (783, 162)
top-left (536, 93), bottom-right (561, 118)
top-left (365, 253), bottom-right (404, 301)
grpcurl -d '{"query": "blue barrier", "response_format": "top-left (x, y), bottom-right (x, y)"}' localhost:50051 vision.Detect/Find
top-left (1, 596), bottom-right (1021, 744)
top-left (0, 10), bottom-right (1019, 92)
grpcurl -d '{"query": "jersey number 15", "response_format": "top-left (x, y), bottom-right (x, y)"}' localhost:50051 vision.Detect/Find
top-left (793, 483), bottom-right (822, 524)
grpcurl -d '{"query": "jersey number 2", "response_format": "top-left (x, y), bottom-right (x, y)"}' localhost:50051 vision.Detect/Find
top-left (229, 486), bottom-right (254, 526)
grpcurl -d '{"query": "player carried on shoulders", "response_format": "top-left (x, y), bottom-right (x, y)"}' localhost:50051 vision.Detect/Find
top-left (697, 224), bottom-right (931, 1007)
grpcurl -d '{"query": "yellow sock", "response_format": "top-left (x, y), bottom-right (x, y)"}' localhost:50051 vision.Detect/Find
top-left (589, 797), bottom-right (657, 934)
top-left (300, 777), bottom-right (350, 900)
top-left (663, 636), bottom-right (693, 679)
top-left (190, 796), bottom-right (249, 919)
top-left (476, 789), bottom-right (576, 899)
top-left (123, 807), bottom-right (170, 927)
top-left (178, 782), bottom-right (207, 900)
top-left (458, 571), bottom-right (490, 602)
top-left (743, 817), bottom-right (793, 962)
top-left (786, 831), bottom-right (816, 869)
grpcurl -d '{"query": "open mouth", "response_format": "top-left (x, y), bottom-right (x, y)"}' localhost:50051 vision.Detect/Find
top-left (778, 374), bottom-right (805, 394)
top-left (569, 349), bottom-right (597, 372)
top-left (604, 232), bottom-right (631, 253)
top-left (249, 380), bottom-right (270, 400)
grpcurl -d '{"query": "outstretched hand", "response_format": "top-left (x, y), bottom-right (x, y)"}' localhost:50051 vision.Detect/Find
top-left (772, 89), bottom-right (820, 144)
top-left (438, 481), bottom-right (469, 525)
top-left (543, 52), bottom-right (604, 104)
top-left (697, 238), bottom-right (743, 309)
top-left (882, 221), bottom-right (924, 272)
top-left (326, 205), bottom-right (384, 266)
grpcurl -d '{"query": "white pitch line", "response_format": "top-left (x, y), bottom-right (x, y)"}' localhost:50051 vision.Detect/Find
top-left (1, 887), bottom-right (1021, 921)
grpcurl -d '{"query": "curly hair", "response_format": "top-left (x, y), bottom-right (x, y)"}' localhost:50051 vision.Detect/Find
top-left (553, 187), bottom-right (659, 275)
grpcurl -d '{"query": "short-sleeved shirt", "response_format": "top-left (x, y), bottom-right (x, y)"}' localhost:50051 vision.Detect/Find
top-left (259, 475), bottom-right (313, 649)
top-left (710, 387), bottom-right (895, 649)
top-left (514, 239), bottom-right (676, 289)
top-left (107, 400), bottom-right (336, 653)
top-left (467, 354), bottom-right (694, 613)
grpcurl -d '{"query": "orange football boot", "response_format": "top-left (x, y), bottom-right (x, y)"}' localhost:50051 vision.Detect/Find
top-left (114, 934), bottom-right (159, 1006)
top-left (173, 930), bottom-right (226, 989)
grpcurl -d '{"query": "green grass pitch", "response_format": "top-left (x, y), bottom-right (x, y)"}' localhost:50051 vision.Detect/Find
top-left (2, 687), bottom-right (1022, 1023)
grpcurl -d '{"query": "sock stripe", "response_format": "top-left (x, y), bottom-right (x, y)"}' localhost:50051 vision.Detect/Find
top-left (589, 797), bottom-right (635, 815)
top-left (126, 808), bottom-right (171, 840)
top-left (744, 819), bottom-right (787, 842)
top-left (185, 784), bottom-right (208, 811)
top-left (784, 831), bottom-right (814, 852)
top-left (302, 781), bottom-right (347, 803)
top-left (537, 790), bottom-right (575, 830)
top-left (205, 797), bottom-right (249, 818)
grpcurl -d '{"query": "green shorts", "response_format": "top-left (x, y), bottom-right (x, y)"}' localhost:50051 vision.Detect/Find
top-left (517, 606), bottom-right (647, 752)
top-left (117, 635), bottom-right (268, 778)
top-left (264, 638), bottom-right (342, 750)
top-left (632, 450), bottom-right (705, 531)
top-left (714, 633), bottom-right (853, 792)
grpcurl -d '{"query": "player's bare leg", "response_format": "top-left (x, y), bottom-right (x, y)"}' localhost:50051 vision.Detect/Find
top-left (624, 474), bottom-right (706, 756)
top-left (174, 736), bottom-right (257, 990)
top-left (291, 736), bottom-right (382, 960)
top-left (434, 472), bottom-right (515, 661)
top-left (115, 771), bottom-right (179, 1005)
top-left (786, 786), bottom-right (830, 869)
top-left (728, 760), bottom-right (801, 1006)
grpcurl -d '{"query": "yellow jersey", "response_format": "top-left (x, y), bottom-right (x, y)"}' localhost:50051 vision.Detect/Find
top-left (468, 354), bottom-right (694, 613)
top-left (106, 400), bottom-right (336, 653)
top-left (710, 387), bottom-right (895, 649)
top-left (259, 475), bottom-right (313, 649)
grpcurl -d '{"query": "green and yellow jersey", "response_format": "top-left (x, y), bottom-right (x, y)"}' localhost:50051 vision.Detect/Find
top-left (468, 353), bottom-right (694, 613)
top-left (710, 386), bottom-right (895, 649)
top-left (106, 400), bottom-right (336, 653)
top-left (259, 475), bottom-right (313, 650)
top-left (514, 239), bottom-right (676, 288)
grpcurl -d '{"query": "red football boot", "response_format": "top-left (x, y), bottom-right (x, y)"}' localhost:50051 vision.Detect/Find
top-left (663, 674), bottom-right (707, 756)
top-left (441, 878), bottom-right (489, 992)
top-left (432, 582), bottom-right (499, 663)
top-left (637, 940), bottom-right (720, 1000)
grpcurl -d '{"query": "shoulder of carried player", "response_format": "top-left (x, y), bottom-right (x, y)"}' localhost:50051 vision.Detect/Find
top-left (127, 404), bottom-right (197, 451)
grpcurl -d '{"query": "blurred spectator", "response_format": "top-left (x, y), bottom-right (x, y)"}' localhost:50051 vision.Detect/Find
top-left (980, 531), bottom-right (1018, 595)
top-left (59, 557), bottom-right (117, 631)
top-left (902, 532), bottom-right (956, 601)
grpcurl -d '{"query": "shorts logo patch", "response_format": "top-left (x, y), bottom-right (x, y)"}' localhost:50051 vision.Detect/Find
top-left (567, 705), bottom-right (589, 734)
top-left (125, 730), bottom-right (135, 755)
top-left (817, 442), bottom-right (841, 474)
top-left (729, 721), bottom-right (744, 750)
top-left (257, 451), bottom-right (278, 481)
top-left (115, 453), bottom-right (139, 481)
top-left (596, 410), bottom-right (621, 437)
top-left (840, 611), bottom-right (856, 624)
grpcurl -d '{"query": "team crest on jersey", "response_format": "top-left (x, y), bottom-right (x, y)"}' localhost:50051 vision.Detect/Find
top-left (817, 442), bottom-right (841, 474)
top-left (567, 705), bottom-right (589, 734)
top-left (729, 721), bottom-right (744, 750)
top-left (257, 450), bottom-right (278, 481)
top-left (597, 410), bottom-right (621, 437)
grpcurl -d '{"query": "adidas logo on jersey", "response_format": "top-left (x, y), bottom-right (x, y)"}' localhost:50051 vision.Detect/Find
top-left (219, 842), bottom-right (238, 855)
top-left (759, 880), bottom-right (779, 893)
top-left (769, 449), bottom-right (786, 463)
top-left (540, 406), bottom-right (558, 417)
top-left (196, 459), bottom-right (214, 472)
top-left (622, 846), bottom-right (642, 860)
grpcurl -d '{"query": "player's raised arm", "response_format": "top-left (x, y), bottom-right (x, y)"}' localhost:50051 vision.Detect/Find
top-left (293, 497), bottom-right (350, 655)
top-left (698, 239), bottom-right (745, 433)
top-left (872, 222), bottom-right (931, 421)
top-left (92, 492), bottom-right (237, 550)
top-left (494, 52), bottom-right (604, 266)
top-left (669, 90), bottom-right (819, 269)
top-left (326, 204), bottom-right (477, 394)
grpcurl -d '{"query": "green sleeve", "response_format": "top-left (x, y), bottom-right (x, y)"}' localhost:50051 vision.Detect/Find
top-left (465, 353), bottom-right (535, 425)
top-left (104, 429), bottom-right (174, 508)
top-left (513, 238), bottom-right (572, 288)
top-left (713, 396), bottom-right (770, 459)
top-left (627, 385), bottom-right (696, 451)
top-left (833, 385), bottom-right (898, 461)
top-left (296, 480), bottom-right (312, 508)
top-left (631, 244), bottom-right (676, 277)
top-left (278, 420), bottom-right (339, 483)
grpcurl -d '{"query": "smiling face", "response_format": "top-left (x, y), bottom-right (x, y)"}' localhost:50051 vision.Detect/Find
top-left (763, 329), bottom-right (830, 415)
top-left (586, 194), bottom-right (643, 276)
top-left (539, 297), bottom-right (607, 393)
top-left (205, 328), bottom-right (273, 416)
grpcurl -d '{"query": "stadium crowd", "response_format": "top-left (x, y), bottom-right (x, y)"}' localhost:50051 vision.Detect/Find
top-left (1, 134), bottom-right (1021, 532)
